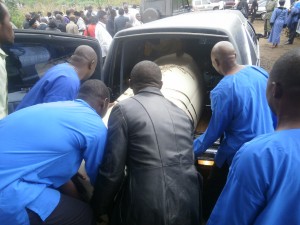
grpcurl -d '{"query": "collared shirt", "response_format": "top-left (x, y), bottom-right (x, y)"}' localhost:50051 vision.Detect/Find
top-left (95, 22), bottom-right (112, 58)
top-left (0, 48), bottom-right (8, 119)
top-left (208, 129), bottom-right (300, 225)
top-left (193, 66), bottom-right (274, 167)
top-left (0, 99), bottom-right (107, 225)
top-left (16, 63), bottom-right (80, 111)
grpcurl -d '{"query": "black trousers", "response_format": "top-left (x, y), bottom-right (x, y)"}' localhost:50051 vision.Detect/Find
top-left (202, 163), bottom-right (229, 221)
top-left (26, 194), bottom-right (96, 225)
top-left (251, 10), bottom-right (257, 23)
top-left (288, 23), bottom-right (298, 44)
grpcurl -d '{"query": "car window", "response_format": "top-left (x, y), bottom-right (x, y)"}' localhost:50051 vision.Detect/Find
top-left (4, 43), bottom-right (76, 93)
top-left (3, 32), bottom-right (102, 114)
top-left (202, 0), bottom-right (210, 4)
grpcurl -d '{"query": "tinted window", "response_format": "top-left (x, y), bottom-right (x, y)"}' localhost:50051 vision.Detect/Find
top-left (4, 32), bottom-right (102, 114)
top-left (4, 43), bottom-right (75, 93)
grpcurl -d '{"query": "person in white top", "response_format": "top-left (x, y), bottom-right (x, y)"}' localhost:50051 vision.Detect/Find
top-left (95, 11), bottom-right (112, 60)
top-left (123, 4), bottom-right (135, 25)
top-left (74, 11), bottom-right (86, 35)
top-left (0, 3), bottom-right (14, 119)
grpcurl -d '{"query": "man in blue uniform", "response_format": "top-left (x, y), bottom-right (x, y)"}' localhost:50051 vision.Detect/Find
top-left (207, 48), bottom-right (300, 225)
top-left (16, 45), bottom-right (97, 111)
top-left (0, 80), bottom-right (109, 225)
top-left (193, 41), bottom-right (274, 219)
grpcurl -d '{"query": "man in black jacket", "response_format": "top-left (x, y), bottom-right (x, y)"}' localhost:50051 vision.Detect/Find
top-left (91, 60), bottom-right (202, 225)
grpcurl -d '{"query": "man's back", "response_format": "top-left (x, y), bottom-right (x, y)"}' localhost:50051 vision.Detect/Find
top-left (212, 66), bottom-right (274, 165)
top-left (0, 100), bottom-right (107, 224)
top-left (96, 87), bottom-right (201, 225)
top-left (16, 63), bottom-right (80, 110)
top-left (196, 66), bottom-right (274, 166)
top-left (208, 129), bottom-right (300, 225)
top-left (114, 15), bottom-right (129, 33)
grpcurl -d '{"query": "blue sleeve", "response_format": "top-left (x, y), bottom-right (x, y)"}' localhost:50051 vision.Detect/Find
top-left (83, 123), bottom-right (107, 185)
top-left (270, 9), bottom-right (277, 23)
top-left (207, 144), bottom-right (270, 225)
top-left (43, 76), bottom-right (79, 103)
top-left (193, 87), bottom-right (233, 156)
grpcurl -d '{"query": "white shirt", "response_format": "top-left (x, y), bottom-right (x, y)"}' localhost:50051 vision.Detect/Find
top-left (0, 48), bottom-right (8, 119)
top-left (95, 22), bottom-right (112, 58)
top-left (76, 17), bottom-right (86, 34)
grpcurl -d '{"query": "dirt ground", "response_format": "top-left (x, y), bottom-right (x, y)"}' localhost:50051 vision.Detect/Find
top-left (251, 19), bottom-right (300, 72)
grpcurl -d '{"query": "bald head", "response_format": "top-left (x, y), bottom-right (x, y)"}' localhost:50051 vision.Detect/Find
top-left (130, 61), bottom-right (162, 94)
top-left (69, 45), bottom-right (98, 80)
top-left (211, 41), bottom-right (239, 75)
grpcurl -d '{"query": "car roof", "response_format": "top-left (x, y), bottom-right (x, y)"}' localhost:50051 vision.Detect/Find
top-left (115, 10), bottom-right (247, 38)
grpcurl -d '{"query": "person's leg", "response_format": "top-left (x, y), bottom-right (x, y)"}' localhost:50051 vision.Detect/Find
top-left (264, 19), bottom-right (268, 38)
top-left (202, 163), bottom-right (229, 221)
top-left (45, 194), bottom-right (96, 225)
top-left (288, 24), bottom-right (297, 44)
top-left (27, 194), bottom-right (96, 225)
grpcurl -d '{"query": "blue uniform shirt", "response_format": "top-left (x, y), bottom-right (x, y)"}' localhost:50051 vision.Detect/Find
top-left (0, 100), bottom-right (107, 225)
top-left (16, 63), bottom-right (80, 111)
top-left (208, 129), bottom-right (300, 225)
top-left (194, 66), bottom-right (274, 167)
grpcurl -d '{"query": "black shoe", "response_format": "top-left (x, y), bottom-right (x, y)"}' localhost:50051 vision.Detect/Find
top-left (284, 42), bottom-right (292, 45)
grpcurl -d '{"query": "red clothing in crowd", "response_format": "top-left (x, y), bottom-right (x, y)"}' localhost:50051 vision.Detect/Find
top-left (84, 24), bottom-right (96, 38)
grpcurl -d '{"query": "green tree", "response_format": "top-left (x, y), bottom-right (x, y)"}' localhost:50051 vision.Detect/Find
top-left (5, 0), bottom-right (23, 28)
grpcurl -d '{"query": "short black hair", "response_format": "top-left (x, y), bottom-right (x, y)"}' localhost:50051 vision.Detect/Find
top-left (118, 8), bottom-right (124, 15)
top-left (270, 48), bottom-right (300, 90)
top-left (77, 80), bottom-right (110, 102)
top-left (90, 16), bottom-right (98, 24)
top-left (74, 11), bottom-right (81, 17)
top-left (97, 10), bottom-right (107, 20)
top-left (130, 60), bottom-right (162, 90)
top-left (48, 20), bottom-right (57, 28)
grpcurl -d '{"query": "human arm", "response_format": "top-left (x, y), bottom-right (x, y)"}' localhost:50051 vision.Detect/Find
top-left (193, 89), bottom-right (233, 156)
top-left (207, 141), bottom-right (272, 225)
top-left (91, 104), bottom-right (128, 219)
top-left (43, 75), bottom-right (79, 103)
top-left (270, 8), bottom-right (278, 25)
top-left (58, 179), bottom-right (82, 200)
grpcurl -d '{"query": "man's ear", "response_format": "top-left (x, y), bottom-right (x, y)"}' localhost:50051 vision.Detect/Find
top-left (89, 60), bottom-right (95, 69)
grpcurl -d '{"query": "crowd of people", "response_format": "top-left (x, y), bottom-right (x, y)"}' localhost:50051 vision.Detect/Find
top-left (21, 4), bottom-right (142, 59)
top-left (237, 0), bottom-right (300, 48)
top-left (1, 1), bottom-right (300, 225)
top-left (263, 0), bottom-right (300, 47)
